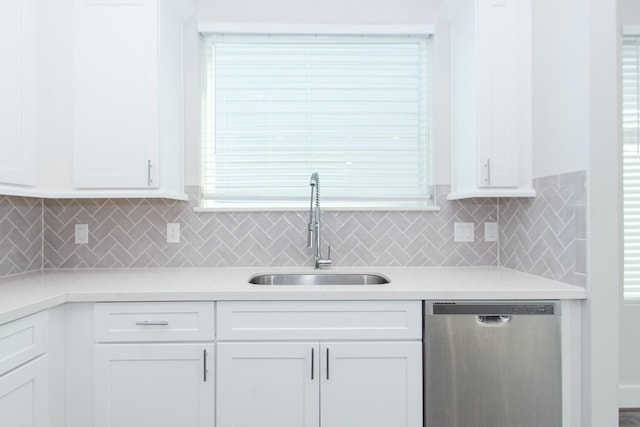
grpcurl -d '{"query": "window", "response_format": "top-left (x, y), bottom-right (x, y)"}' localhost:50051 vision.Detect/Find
top-left (622, 33), bottom-right (640, 299)
top-left (200, 33), bottom-right (432, 209)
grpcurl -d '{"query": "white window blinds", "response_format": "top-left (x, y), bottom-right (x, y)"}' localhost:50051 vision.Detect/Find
top-left (622, 35), bottom-right (640, 299)
top-left (201, 33), bottom-right (432, 209)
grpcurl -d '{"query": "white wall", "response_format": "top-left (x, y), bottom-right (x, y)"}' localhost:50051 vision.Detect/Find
top-left (619, 0), bottom-right (640, 26)
top-left (530, 0), bottom-right (620, 423)
top-left (586, 0), bottom-right (620, 423)
top-left (196, 0), bottom-right (436, 25)
top-left (618, 0), bottom-right (640, 408)
top-left (531, 0), bottom-right (589, 178)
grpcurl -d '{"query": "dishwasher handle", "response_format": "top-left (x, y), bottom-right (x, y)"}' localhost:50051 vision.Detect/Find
top-left (476, 315), bottom-right (511, 326)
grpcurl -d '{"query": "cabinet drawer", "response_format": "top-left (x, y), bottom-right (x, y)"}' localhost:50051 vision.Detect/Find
top-left (0, 311), bottom-right (48, 376)
top-left (94, 302), bottom-right (215, 342)
top-left (217, 301), bottom-right (422, 341)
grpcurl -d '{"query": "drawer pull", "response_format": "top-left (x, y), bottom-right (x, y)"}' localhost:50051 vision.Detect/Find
top-left (135, 320), bottom-right (169, 326)
top-left (311, 347), bottom-right (315, 380)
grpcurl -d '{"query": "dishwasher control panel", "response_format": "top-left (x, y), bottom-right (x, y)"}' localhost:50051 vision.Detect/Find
top-left (429, 302), bottom-right (557, 315)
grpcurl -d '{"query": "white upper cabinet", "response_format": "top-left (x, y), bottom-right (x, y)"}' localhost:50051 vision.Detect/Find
top-left (0, 0), bottom-right (37, 188)
top-left (442, 0), bottom-right (535, 200)
top-left (71, 0), bottom-right (190, 198)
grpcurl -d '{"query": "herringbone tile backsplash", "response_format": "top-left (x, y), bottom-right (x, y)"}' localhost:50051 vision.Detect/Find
top-left (0, 171), bottom-right (587, 285)
top-left (42, 186), bottom-right (498, 268)
top-left (499, 171), bottom-right (586, 286)
top-left (0, 195), bottom-right (42, 276)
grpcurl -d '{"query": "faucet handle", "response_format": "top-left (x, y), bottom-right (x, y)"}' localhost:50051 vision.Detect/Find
top-left (316, 245), bottom-right (332, 269)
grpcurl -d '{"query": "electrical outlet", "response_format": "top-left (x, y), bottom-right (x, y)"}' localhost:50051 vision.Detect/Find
top-left (167, 223), bottom-right (180, 243)
top-left (75, 224), bottom-right (89, 244)
top-left (484, 222), bottom-right (499, 242)
top-left (454, 222), bottom-right (474, 242)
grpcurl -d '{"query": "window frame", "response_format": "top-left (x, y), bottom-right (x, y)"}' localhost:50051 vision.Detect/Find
top-left (622, 26), bottom-right (640, 300)
top-left (198, 25), bottom-right (436, 212)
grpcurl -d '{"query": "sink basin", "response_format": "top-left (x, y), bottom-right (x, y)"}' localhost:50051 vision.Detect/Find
top-left (249, 273), bottom-right (390, 286)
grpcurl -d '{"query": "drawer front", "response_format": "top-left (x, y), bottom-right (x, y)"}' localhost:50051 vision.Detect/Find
top-left (0, 311), bottom-right (48, 376)
top-left (217, 300), bottom-right (422, 341)
top-left (94, 302), bottom-right (215, 342)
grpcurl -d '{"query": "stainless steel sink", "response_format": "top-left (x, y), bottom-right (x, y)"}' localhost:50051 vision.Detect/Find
top-left (249, 273), bottom-right (390, 286)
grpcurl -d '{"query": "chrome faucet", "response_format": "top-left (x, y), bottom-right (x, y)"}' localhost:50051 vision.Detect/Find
top-left (307, 172), bottom-right (332, 269)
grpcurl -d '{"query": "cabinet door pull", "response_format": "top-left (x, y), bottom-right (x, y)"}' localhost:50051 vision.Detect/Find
top-left (135, 320), bottom-right (168, 326)
top-left (311, 347), bottom-right (315, 380)
top-left (147, 160), bottom-right (153, 186)
top-left (203, 349), bottom-right (208, 382)
top-left (484, 158), bottom-right (491, 185)
top-left (326, 348), bottom-right (330, 380)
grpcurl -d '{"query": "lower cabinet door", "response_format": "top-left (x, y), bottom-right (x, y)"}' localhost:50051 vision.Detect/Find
top-left (94, 343), bottom-right (214, 427)
top-left (320, 342), bottom-right (423, 427)
top-left (216, 342), bottom-right (319, 427)
top-left (0, 355), bottom-right (49, 427)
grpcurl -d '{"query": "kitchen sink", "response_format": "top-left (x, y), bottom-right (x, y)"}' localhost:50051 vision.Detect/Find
top-left (248, 273), bottom-right (390, 286)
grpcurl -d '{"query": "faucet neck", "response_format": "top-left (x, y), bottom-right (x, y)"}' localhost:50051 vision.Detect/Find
top-left (307, 172), bottom-right (331, 269)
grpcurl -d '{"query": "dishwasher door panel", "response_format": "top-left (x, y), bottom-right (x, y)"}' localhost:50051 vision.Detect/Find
top-left (424, 313), bottom-right (561, 427)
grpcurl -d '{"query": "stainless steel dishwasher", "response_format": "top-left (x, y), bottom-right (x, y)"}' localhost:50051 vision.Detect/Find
top-left (424, 301), bottom-right (561, 427)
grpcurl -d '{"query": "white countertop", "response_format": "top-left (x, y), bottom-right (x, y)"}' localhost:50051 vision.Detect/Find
top-left (0, 267), bottom-right (587, 325)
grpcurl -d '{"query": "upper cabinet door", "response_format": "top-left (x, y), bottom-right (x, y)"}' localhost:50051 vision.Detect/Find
top-left (475, 0), bottom-right (530, 189)
top-left (444, 0), bottom-right (535, 200)
top-left (72, 0), bottom-right (159, 189)
top-left (0, 0), bottom-right (37, 186)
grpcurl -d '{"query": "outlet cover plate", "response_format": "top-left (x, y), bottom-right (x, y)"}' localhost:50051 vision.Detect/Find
top-left (75, 224), bottom-right (89, 244)
top-left (484, 222), bottom-right (498, 242)
top-left (167, 223), bottom-right (180, 243)
top-left (454, 222), bottom-right (474, 242)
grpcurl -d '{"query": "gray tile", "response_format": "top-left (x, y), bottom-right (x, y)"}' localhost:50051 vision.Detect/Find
top-left (620, 410), bottom-right (640, 426)
top-left (498, 171), bottom-right (587, 286)
top-left (0, 196), bottom-right (42, 277)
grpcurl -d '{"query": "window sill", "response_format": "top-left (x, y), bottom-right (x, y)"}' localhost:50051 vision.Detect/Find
top-left (193, 205), bottom-right (441, 213)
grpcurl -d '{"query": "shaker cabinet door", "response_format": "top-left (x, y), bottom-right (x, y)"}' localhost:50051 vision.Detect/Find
top-left (72, 0), bottom-right (159, 189)
top-left (0, 0), bottom-right (37, 186)
top-left (94, 343), bottom-right (214, 427)
top-left (0, 355), bottom-right (49, 427)
top-left (216, 342), bottom-right (320, 427)
top-left (320, 342), bottom-right (422, 427)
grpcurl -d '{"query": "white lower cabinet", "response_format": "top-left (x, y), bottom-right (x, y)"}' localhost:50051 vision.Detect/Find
top-left (320, 342), bottom-right (422, 427)
top-left (0, 355), bottom-right (49, 427)
top-left (92, 302), bottom-right (216, 427)
top-left (216, 301), bottom-right (423, 427)
top-left (217, 341), bottom-right (421, 427)
top-left (0, 310), bottom-right (49, 427)
top-left (217, 342), bottom-right (319, 427)
top-left (94, 343), bottom-right (214, 427)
